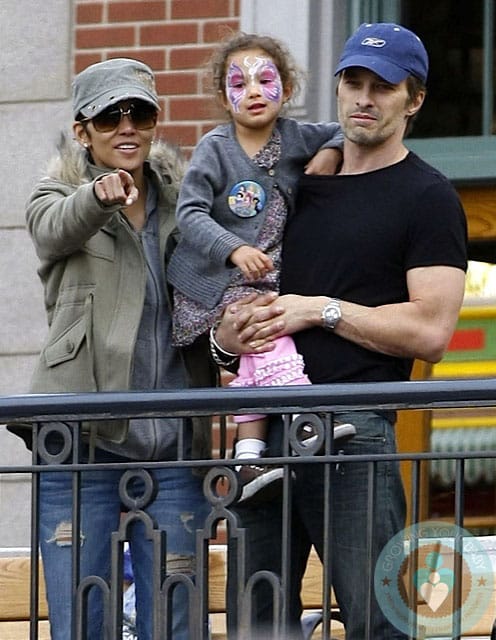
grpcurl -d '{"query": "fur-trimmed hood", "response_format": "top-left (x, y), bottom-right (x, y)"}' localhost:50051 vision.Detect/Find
top-left (46, 130), bottom-right (188, 188)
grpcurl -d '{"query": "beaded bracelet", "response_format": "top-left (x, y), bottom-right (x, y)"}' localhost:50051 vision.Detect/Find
top-left (209, 323), bottom-right (239, 367)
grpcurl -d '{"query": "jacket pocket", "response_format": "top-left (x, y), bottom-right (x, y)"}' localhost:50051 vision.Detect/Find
top-left (44, 315), bottom-right (87, 367)
top-left (56, 283), bottom-right (95, 309)
top-left (82, 231), bottom-right (115, 261)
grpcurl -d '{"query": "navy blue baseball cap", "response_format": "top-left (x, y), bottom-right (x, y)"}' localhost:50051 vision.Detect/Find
top-left (334, 23), bottom-right (429, 84)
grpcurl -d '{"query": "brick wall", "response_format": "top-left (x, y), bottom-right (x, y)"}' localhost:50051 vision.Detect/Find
top-left (75, 0), bottom-right (240, 151)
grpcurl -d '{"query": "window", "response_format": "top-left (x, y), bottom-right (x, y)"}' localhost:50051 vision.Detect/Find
top-left (348, 0), bottom-right (496, 181)
top-left (405, 2), bottom-right (494, 138)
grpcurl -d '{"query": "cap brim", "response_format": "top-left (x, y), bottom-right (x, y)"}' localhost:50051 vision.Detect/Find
top-left (334, 55), bottom-right (409, 84)
top-left (79, 87), bottom-right (159, 118)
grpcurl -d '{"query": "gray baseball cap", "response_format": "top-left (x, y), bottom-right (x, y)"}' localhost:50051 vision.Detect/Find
top-left (72, 58), bottom-right (159, 119)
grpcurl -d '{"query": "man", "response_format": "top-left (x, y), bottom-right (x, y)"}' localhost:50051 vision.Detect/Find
top-left (213, 23), bottom-right (467, 639)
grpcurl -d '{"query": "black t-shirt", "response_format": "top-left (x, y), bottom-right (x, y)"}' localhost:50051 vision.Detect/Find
top-left (280, 152), bottom-right (468, 383)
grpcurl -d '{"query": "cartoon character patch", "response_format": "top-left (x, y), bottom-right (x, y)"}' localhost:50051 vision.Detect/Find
top-left (228, 181), bottom-right (266, 218)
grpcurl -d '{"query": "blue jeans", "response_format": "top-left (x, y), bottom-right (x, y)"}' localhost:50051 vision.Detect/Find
top-left (39, 452), bottom-right (208, 640)
top-left (229, 411), bottom-right (407, 640)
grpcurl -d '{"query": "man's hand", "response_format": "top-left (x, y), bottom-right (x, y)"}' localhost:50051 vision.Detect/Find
top-left (215, 291), bottom-right (330, 354)
top-left (238, 294), bottom-right (325, 349)
top-left (230, 245), bottom-right (274, 281)
top-left (215, 292), bottom-right (284, 355)
top-left (304, 147), bottom-right (342, 175)
top-left (94, 169), bottom-right (139, 207)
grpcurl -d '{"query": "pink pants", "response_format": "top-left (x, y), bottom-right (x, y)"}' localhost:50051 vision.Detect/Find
top-left (228, 335), bottom-right (311, 423)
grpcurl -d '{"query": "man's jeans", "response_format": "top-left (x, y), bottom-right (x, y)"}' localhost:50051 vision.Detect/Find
top-left (229, 411), bottom-right (408, 640)
top-left (293, 411), bottom-right (408, 639)
top-left (39, 456), bottom-right (208, 640)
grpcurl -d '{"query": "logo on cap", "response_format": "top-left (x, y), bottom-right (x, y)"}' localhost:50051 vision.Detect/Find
top-left (361, 37), bottom-right (386, 48)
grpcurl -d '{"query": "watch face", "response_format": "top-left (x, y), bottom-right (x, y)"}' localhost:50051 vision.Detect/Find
top-left (323, 301), bottom-right (341, 329)
top-left (325, 308), bottom-right (339, 322)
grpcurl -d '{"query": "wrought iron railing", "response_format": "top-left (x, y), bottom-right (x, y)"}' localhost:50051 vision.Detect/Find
top-left (1, 378), bottom-right (496, 640)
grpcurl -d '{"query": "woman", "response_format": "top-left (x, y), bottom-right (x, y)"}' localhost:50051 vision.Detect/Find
top-left (10, 58), bottom-right (215, 639)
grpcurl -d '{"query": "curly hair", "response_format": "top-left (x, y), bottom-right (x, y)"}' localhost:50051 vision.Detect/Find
top-left (209, 31), bottom-right (302, 103)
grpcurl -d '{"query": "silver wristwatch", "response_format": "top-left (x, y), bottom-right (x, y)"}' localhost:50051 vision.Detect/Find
top-left (321, 298), bottom-right (342, 331)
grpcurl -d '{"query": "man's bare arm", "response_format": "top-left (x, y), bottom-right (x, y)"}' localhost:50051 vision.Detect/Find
top-left (237, 265), bottom-right (466, 363)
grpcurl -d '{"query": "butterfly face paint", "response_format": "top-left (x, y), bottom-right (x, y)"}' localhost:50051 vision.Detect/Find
top-left (225, 56), bottom-right (283, 113)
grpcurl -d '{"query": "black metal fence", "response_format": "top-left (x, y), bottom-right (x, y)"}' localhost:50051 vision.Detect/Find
top-left (1, 378), bottom-right (496, 640)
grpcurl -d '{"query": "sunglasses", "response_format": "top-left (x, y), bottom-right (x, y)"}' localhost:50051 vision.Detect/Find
top-left (82, 101), bottom-right (158, 133)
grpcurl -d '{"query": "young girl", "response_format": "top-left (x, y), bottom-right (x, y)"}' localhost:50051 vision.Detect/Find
top-left (168, 33), bottom-right (351, 503)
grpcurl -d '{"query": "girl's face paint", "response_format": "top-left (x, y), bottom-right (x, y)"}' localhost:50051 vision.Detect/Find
top-left (225, 54), bottom-right (283, 113)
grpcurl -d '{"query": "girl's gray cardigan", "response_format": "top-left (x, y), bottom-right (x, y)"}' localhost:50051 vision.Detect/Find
top-left (167, 117), bottom-right (343, 309)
